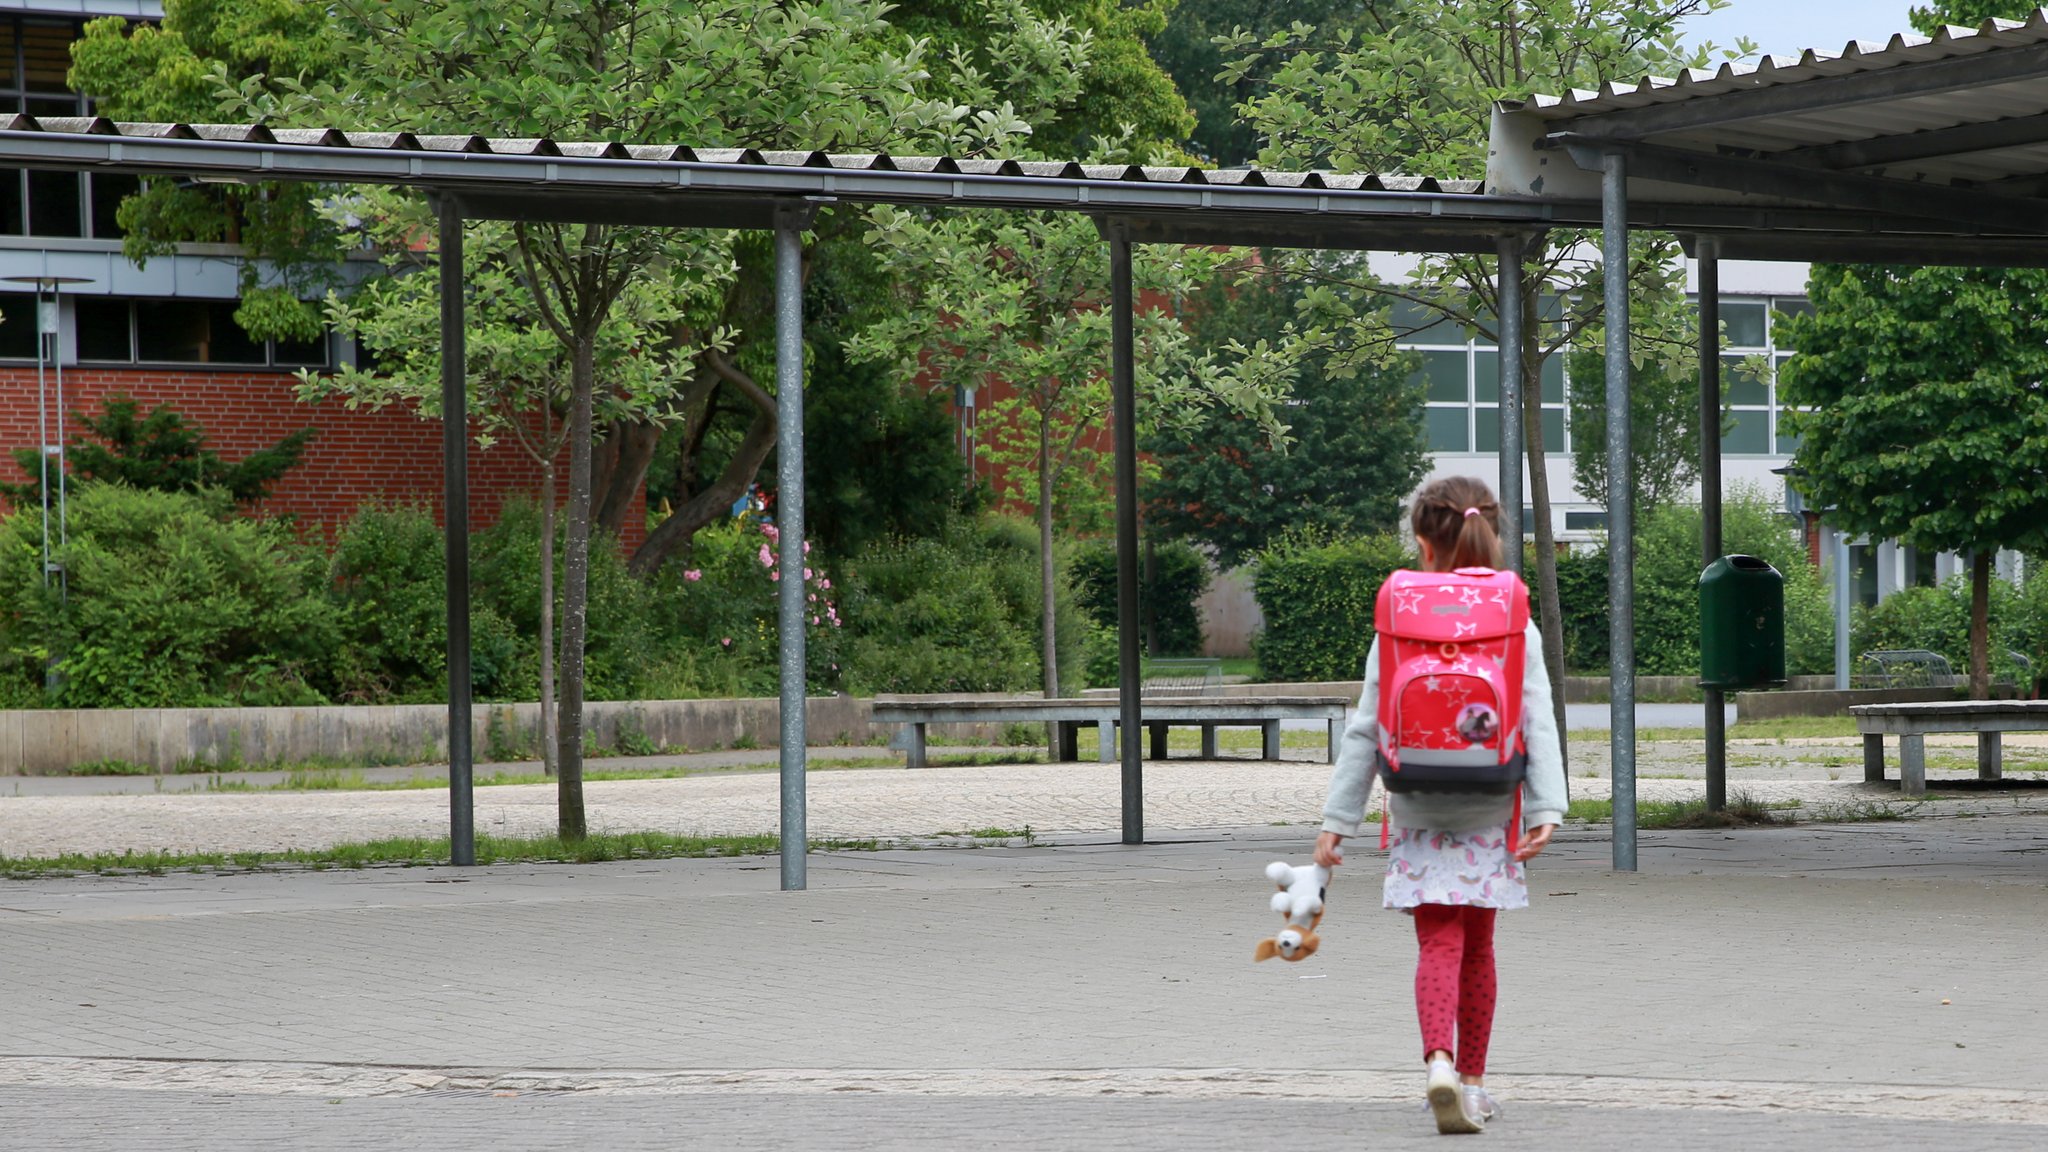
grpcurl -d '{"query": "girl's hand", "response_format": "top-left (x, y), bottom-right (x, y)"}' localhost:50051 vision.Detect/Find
top-left (1313, 831), bottom-right (1345, 869)
top-left (1512, 824), bottom-right (1557, 863)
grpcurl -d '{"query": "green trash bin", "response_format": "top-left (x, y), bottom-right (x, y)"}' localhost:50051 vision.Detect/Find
top-left (1699, 554), bottom-right (1787, 690)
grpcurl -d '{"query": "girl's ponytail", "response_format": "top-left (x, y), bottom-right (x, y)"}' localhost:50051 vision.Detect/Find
top-left (1411, 477), bottom-right (1504, 571)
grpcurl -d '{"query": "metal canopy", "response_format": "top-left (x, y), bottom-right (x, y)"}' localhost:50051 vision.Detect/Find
top-left (1494, 10), bottom-right (2048, 250)
top-left (9, 30), bottom-right (2048, 878)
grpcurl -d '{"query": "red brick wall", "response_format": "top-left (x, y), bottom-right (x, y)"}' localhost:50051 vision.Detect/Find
top-left (0, 367), bottom-right (645, 549)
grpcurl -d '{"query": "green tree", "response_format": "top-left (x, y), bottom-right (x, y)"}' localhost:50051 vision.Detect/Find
top-left (1143, 266), bottom-right (1427, 567)
top-left (1220, 0), bottom-right (1742, 745)
top-left (69, 0), bottom-right (342, 339)
top-left (303, 189), bottom-right (702, 778)
top-left (891, 0), bottom-right (1195, 155)
top-left (1147, 0), bottom-right (1392, 164)
top-left (1777, 264), bottom-right (2048, 699)
top-left (3, 396), bottom-right (312, 508)
top-left (852, 207), bottom-right (1292, 697)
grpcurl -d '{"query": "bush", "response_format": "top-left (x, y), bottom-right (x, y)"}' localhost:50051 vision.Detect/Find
top-left (1855, 574), bottom-right (2039, 686)
top-left (837, 515), bottom-right (1078, 695)
top-left (0, 485), bottom-right (336, 707)
top-left (1068, 537), bottom-right (1211, 657)
top-left (1556, 490), bottom-right (1833, 676)
top-left (1250, 530), bottom-right (1412, 682)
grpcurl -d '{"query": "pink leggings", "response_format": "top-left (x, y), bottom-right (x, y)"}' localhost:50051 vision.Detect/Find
top-left (1412, 903), bottom-right (1498, 1076)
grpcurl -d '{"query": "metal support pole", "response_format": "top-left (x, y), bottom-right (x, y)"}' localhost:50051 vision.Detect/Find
top-left (34, 287), bottom-right (48, 589)
top-left (437, 197), bottom-right (475, 867)
top-left (1835, 528), bottom-right (1852, 691)
top-left (1108, 220), bottom-right (1144, 845)
top-left (1495, 235), bottom-right (1525, 574)
top-left (1697, 239), bottom-right (1725, 813)
top-left (1601, 152), bottom-right (1637, 872)
top-left (774, 207), bottom-right (809, 890)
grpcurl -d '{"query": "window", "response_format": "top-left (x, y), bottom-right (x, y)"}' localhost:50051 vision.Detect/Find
top-left (0, 16), bottom-right (137, 239)
top-left (46, 297), bottom-right (329, 368)
top-left (1398, 297), bottom-right (1568, 456)
top-left (0, 292), bottom-right (36, 358)
top-left (1706, 294), bottom-right (1811, 457)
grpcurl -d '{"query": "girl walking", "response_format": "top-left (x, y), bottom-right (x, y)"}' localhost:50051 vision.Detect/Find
top-left (1313, 476), bottom-right (1566, 1135)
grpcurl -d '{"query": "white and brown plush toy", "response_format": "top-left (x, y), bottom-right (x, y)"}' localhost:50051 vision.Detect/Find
top-left (1254, 860), bottom-right (1331, 963)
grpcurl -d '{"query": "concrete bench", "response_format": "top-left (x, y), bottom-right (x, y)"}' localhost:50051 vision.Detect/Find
top-left (1850, 700), bottom-right (2048, 796)
top-left (870, 695), bottom-right (1350, 769)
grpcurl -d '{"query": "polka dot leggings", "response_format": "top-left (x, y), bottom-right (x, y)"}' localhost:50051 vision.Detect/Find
top-left (1412, 903), bottom-right (1498, 1076)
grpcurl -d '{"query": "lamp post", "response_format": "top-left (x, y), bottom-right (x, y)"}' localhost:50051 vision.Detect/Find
top-left (4, 275), bottom-right (93, 591)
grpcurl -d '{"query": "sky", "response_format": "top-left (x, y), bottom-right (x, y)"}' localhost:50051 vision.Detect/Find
top-left (1681, 0), bottom-right (1934, 60)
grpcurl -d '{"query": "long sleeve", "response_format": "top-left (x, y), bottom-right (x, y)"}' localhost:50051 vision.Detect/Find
top-left (1321, 638), bottom-right (1382, 837)
top-left (1517, 621), bottom-right (1568, 828)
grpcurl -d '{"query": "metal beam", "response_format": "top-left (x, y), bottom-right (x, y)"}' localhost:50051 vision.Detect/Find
top-left (1697, 238), bottom-right (1725, 815)
top-left (1555, 136), bottom-right (2048, 236)
top-left (1681, 233), bottom-right (2048, 267)
top-left (1495, 234), bottom-right (1525, 574)
top-left (774, 205), bottom-right (809, 892)
top-left (437, 197), bottom-right (475, 868)
top-left (1602, 151), bottom-right (1637, 873)
top-left (1113, 214), bottom-right (1513, 253)
top-left (1772, 111), bottom-right (2048, 171)
top-left (1554, 39), bottom-right (2048, 139)
top-left (1108, 219), bottom-right (1144, 846)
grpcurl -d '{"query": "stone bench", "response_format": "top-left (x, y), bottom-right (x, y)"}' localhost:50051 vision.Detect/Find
top-left (870, 695), bottom-right (1350, 769)
top-left (1850, 700), bottom-right (2048, 797)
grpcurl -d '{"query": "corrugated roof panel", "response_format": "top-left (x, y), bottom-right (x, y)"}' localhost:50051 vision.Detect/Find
top-left (1513, 9), bottom-right (2048, 119)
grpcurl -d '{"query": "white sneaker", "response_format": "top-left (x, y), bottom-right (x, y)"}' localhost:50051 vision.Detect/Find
top-left (1427, 1057), bottom-right (1482, 1135)
top-left (1462, 1085), bottom-right (1500, 1124)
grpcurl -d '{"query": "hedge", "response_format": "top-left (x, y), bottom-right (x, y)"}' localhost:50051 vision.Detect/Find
top-left (1068, 537), bottom-right (1210, 657)
top-left (1250, 530), bottom-right (1412, 682)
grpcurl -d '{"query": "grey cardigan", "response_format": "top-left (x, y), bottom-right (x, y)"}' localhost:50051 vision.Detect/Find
top-left (1321, 623), bottom-right (1567, 838)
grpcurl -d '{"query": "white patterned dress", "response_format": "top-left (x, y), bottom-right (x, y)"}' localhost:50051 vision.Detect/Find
top-left (1383, 824), bottom-right (1528, 912)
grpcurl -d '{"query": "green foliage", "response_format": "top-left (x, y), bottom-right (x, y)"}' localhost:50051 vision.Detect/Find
top-left (1565, 310), bottom-right (1710, 515)
top-left (837, 517), bottom-right (1062, 694)
top-left (1067, 537), bottom-right (1210, 657)
top-left (1778, 262), bottom-right (2048, 693)
top-left (1778, 265), bottom-right (2048, 563)
top-left (1555, 492), bottom-right (1833, 676)
top-left (1250, 530), bottom-right (1412, 682)
top-left (3, 396), bottom-right (313, 508)
top-left (0, 485), bottom-right (336, 707)
top-left (1144, 270), bottom-right (1427, 567)
top-left (324, 503), bottom-right (449, 703)
top-left (1910, 2), bottom-right (2038, 35)
top-left (1147, 0), bottom-right (1384, 165)
top-left (1855, 576), bottom-right (2044, 687)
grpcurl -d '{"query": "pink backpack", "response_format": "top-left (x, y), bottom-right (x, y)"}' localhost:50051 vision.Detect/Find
top-left (1373, 567), bottom-right (1530, 847)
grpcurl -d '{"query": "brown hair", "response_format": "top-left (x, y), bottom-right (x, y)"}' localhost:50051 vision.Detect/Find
top-left (1411, 476), bottom-right (1502, 572)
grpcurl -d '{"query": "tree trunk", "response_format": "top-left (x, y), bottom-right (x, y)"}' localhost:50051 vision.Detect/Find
top-left (628, 356), bottom-right (778, 578)
top-left (1038, 413), bottom-right (1060, 700)
top-left (1970, 549), bottom-right (1992, 701)
top-left (1520, 284), bottom-right (1570, 766)
top-left (593, 419), bottom-right (661, 539)
top-left (556, 333), bottom-right (596, 840)
top-left (539, 458), bottom-right (559, 779)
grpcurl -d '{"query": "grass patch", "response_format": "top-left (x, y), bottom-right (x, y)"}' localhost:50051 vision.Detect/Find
top-left (1567, 790), bottom-right (1798, 829)
top-left (1612, 716), bottom-right (1860, 743)
top-left (0, 830), bottom-right (898, 878)
top-left (1163, 728), bottom-right (1329, 753)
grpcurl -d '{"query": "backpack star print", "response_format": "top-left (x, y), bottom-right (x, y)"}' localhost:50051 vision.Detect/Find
top-left (1374, 567), bottom-right (1530, 798)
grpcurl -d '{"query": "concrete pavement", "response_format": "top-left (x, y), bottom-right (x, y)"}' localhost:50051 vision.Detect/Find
top-left (6, 816), bottom-right (2048, 1149)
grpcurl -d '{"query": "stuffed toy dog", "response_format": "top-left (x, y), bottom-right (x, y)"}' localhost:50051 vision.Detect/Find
top-left (1254, 860), bottom-right (1331, 962)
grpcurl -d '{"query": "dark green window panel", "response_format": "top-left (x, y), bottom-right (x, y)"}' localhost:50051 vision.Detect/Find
top-left (1426, 406), bottom-right (1470, 451)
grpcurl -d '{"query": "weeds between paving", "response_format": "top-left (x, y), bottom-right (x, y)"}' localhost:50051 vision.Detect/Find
top-left (0, 826), bottom-right (1053, 879)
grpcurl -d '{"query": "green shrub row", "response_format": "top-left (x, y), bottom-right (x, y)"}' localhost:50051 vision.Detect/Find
top-left (0, 486), bottom-right (1093, 709)
top-left (1854, 572), bottom-right (2048, 687)
top-left (1246, 492), bottom-right (1846, 683)
top-left (1250, 529), bottom-right (1412, 682)
top-left (1067, 537), bottom-right (1210, 658)
top-left (1556, 494), bottom-right (1837, 677)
